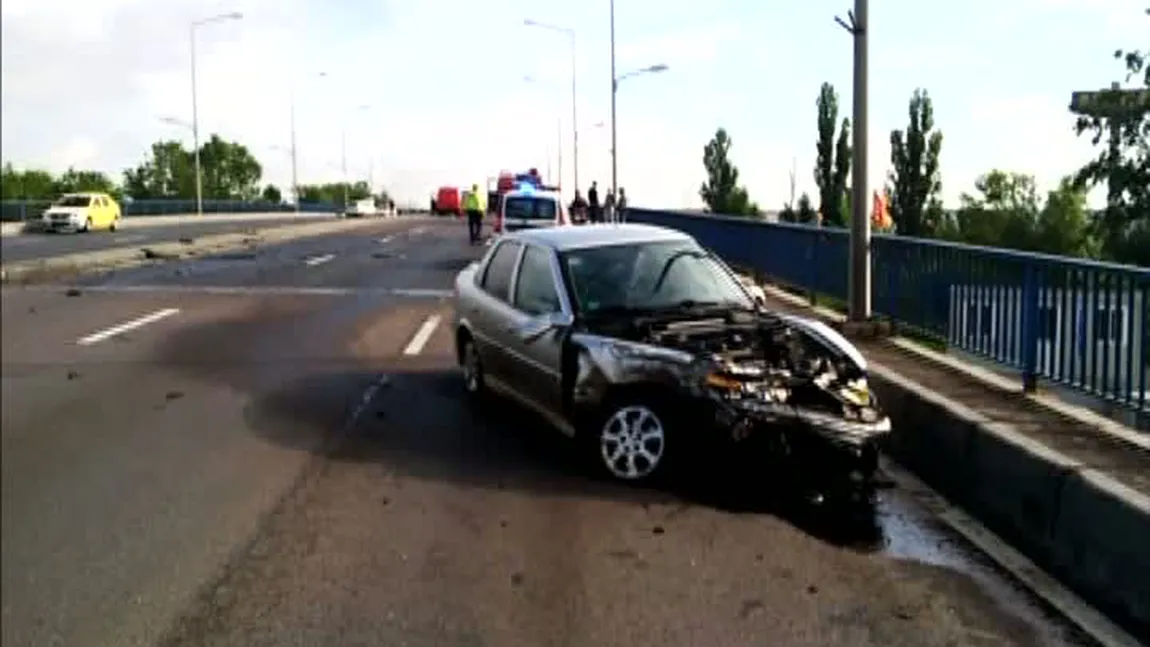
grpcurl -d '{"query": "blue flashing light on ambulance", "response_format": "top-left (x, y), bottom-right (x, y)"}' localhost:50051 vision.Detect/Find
top-left (488, 167), bottom-right (568, 234)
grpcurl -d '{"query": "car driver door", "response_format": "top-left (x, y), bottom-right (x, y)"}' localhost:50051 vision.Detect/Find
top-left (504, 244), bottom-right (569, 416)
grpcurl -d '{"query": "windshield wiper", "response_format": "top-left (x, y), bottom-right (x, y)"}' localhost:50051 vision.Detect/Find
top-left (649, 249), bottom-right (709, 295)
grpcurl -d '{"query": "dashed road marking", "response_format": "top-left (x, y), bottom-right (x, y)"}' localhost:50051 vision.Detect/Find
top-left (304, 254), bottom-right (335, 266)
top-left (377, 235), bottom-right (394, 244)
top-left (410, 227), bottom-right (427, 236)
top-left (77, 308), bottom-right (180, 346)
top-left (402, 314), bottom-right (442, 356)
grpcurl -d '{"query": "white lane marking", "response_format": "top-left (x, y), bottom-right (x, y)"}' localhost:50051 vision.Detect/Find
top-left (410, 227), bottom-right (427, 236)
top-left (377, 235), bottom-right (394, 244)
top-left (77, 308), bottom-right (180, 346)
top-left (116, 234), bottom-right (146, 244)
top-left (304, 253), bottom-right (335, 266)
top-left (884, 461), bottom-right (1144, 647)
top-left (402, 314), bottom-right (442, 356)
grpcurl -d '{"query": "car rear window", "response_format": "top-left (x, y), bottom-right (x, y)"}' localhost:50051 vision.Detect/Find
top-left (504, 196), bottom-right (557, 221)
top-left (55, 195), bottom-right (92, 207)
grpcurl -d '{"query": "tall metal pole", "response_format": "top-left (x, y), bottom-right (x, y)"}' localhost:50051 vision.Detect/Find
top-left (190, 24), bottom-right (203, 217)
top-left (557, 117), bottom-right (563, 189)
top-left (570, 33), bottom-right (580, 193)
top-left (847, 0), bottom-right (871, 322)
top-left (290, 92), bottom-right (299, 213)
top-left (609, 0), bottom-right (618, 197)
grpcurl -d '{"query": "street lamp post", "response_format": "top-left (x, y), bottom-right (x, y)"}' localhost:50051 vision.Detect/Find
top-left (609, 62), bottom-right (669, 197)
top-left (524, 19), bottom-right (579, 192)
top-left (289, 91), bottom-right (299, 212)
top-left (189, 11), bottom-right (242, 217)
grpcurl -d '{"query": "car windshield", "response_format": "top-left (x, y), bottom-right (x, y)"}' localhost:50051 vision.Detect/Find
top-left (54, 195), bottom-right (91, 207)
top-left (560, 240), bottom-right (753, 314)
top-left (504, 196), bottom-right (556, 221)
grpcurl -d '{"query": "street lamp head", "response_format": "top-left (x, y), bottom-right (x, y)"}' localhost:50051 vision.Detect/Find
top-left (523, 18), bottom-right (537, 26)
top-left (225, 11), bottom-right (242, 20)
top-left (646, 64), bottom-right (669, 73)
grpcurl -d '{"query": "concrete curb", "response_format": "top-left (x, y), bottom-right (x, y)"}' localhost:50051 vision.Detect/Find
top-left (0, 211), bottom-right (343, 237)
top-left (0, 217), bottom-right (389, 284)
top-left (760, 284), bottom-right (1150, 637)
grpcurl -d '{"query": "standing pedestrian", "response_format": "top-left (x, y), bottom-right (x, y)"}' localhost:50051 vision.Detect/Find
top-left (587, 181), bottom-right (601, 223)
top-left (617, 187), bottom-right (628, 222)
top-left (603, 190), bottom-right (616, 223)
top-left (462, 183), bottom-right (485, 244)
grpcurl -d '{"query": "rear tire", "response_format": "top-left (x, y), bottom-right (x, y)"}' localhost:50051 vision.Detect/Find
top-left (109, 217), bottom-right (118, 232)
top-left (82, 217), bottom-right (92, 233)
top-left (459, 335), bottom-right (486, 399)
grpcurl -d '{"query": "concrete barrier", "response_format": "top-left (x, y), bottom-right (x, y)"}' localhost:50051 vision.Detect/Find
top-left (756, 284), bottom-right (1150, 638)
top-left (0, 211), bottom-right (340, 237)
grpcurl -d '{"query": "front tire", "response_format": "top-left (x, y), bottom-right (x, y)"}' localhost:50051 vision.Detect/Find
top-left (109, 217), bottom-right (119, 232)
top-left (590, 397), bottom-right (675, 483)
top-left (81, 217), bottom-right (92, 233)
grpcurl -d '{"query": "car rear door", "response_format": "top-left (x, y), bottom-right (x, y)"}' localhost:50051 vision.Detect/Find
top-left (467, 240), bottom-right (524, 388)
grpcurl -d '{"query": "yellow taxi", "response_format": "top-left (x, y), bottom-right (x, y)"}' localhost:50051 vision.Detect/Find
top-left (41, 192), bottom-right (122, 233)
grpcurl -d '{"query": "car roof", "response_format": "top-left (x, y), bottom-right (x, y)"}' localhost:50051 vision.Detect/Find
top-left (61, 192), bottom-right (105, 198)
top-left (502, 223), bottom-right (694, 251)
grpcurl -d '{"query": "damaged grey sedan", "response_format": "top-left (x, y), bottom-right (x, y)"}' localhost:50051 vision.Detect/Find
top-left (453, 224), bottom-right (891, 500)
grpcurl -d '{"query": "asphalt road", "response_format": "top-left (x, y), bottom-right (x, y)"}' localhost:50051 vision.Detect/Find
top-left (1, 217), bottom-right (1098, 647)
top-left (0, 214), bottom-right (336, 263)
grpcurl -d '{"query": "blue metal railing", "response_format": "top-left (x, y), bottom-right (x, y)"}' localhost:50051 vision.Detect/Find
top-left (0, 199), bottom-right (341, 222)
top-left (627, 207), bottom-right (1150, 413)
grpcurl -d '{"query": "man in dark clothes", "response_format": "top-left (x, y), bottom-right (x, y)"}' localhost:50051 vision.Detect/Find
top-left (587, 181), bottom-right (601, 223)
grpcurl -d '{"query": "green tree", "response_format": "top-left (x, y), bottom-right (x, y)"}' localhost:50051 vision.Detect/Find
top-left (121, 135), bottom-right (262, 200)
top-left (1, 164), bottom-right (59, 200)
top-left (1072, 13), bottom-right (1149, 265)
top-left (814, 83), bottom-right (852, 227)
top-left (54, 168), bottom-right (118, 198)
top-left (261, 184), bottom-right (283, 203)
top-left (198, 135), bottom-right (262, 200)
top-left (779, 203), bottom-right (798, 223)
top-left (699, 128), bottom-right (755, 215)
top-left (122, 140), bottom-right (194, 199)
top-left (796, 192), bottom-right (817, 224)
top-left (1035, 178), bottom-right (1099, 258)
top-left (951, 170), bottom-right (1040, 249)
top-left (888, 89), bottom-right (944, 237)
top-left (297, 181), bottom-right (372, 206)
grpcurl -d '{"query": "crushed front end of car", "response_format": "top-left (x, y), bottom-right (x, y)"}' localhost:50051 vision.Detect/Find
top-left (576, 308), bottom-right (892, 500)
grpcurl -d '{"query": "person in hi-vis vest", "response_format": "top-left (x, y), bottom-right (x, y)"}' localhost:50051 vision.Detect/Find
top-left (463, 184), bottom-right (485, 244)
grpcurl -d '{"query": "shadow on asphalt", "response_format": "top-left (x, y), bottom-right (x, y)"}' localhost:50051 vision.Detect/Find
top-left (243, 366), bottom-right (888, 551)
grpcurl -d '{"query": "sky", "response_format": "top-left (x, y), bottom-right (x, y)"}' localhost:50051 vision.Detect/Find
top-left (1, 0), bottom-right (1147, 209)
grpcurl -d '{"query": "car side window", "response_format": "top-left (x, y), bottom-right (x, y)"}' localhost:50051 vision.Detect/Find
top-left (513, 246), bottom-right (561, 315)
top-left (481, 241), bottom-right (521, 301)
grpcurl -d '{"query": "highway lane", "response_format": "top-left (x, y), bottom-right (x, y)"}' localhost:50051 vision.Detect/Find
top-left (0, 213), bottom-right (338, 263)
top-left (2, 218), bottom-right (1098, 647)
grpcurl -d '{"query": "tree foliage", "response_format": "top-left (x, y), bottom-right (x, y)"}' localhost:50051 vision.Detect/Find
top-left (796, 192), bottom-right (817, 224)
top-left (814, 83), bottom-right (852, 227)
top-left (1, 163), bottom-right (118, 201)
top-left (1071, 14), bottom-right (1149, 266)
top-left (297, 181), bottom-right (373, 205)
top-left (261, 184), bottom-right (283, 203)
top-left (700, 128), bottom-right (757, 215)
top-left (944, 170), bottom-right (1098, 258)
top-left (122, 135), bottom-right (262, 200)
top-left (888, 89), bottom-right (944, 237)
